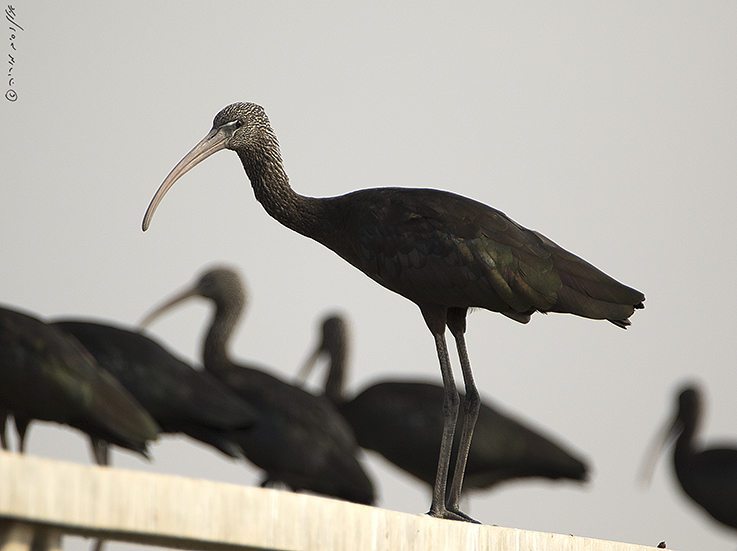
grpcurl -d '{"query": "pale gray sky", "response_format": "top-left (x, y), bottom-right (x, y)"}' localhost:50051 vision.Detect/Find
top-left (3, 3), bottom-right (737, 550)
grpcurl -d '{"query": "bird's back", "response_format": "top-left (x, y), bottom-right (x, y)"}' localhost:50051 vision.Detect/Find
top-left (340, 381), bottom-right (588, 489)
top-left (206, 361), bottom-right (375, 505)
top-left (324, 187), bottom-right (643, 325)
top-left (0, 307), bottom-right (159, 455)
top-left (54, 320), bottom-right (257, 457)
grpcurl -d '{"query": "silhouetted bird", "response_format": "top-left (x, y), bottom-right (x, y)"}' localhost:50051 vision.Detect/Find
top-left (643, 384), bottom-right (737, 530)
top-left (140, 266), bottom-right (375, 505)
top-left (300, 314), bottom-right (589, 495)
top-left (143, 102), bottom-right (644, 521)
top-left (53, 319), bottom-right (258, 463)
top-left (0, 305), bottom-right (159, 464)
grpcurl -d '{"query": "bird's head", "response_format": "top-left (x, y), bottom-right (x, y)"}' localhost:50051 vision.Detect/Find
top-left (319, 315), bottom-right (346, 352)
top-left (142, 102), bottom-right (274, 231)
top-left (194, 266), bottom-right (247, 307)
top-left (295, 313), bottom-right (349, 400)
top-left (212, 102), bottom-right (274, 151)
top-left (676, 386), bottom-right (699, 418)
top-left (638, 382), bottom-right (703, 486)
top-left (139, 265), bottom-right (247, 329)
top-left (674, 385), bottom-right (701, 434)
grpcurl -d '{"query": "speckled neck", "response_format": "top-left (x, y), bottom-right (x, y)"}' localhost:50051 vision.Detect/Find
top-left (236, 132), bottom-right (333, 245)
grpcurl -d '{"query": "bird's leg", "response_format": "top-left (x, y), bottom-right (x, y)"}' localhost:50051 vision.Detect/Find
top-left (428, 331), bottom-right (463, 520)
top-left (1, 411), bottom-right (8, 450)
top-left (90, 438), bottom-right (110, 466)
top-left (14, 414), bottom-right (29, 453)
top-left (420, 305), bottom-right (467, 522)
top-left (445, 308), bottom-right (480, 523)
top-left (88, 439), bottom-right (109, 551)
top-left (88, 438), bottom-right (109, 551)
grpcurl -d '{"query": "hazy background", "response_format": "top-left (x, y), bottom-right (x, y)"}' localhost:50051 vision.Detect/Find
top-left (2, 3), bottom-right (736, 550)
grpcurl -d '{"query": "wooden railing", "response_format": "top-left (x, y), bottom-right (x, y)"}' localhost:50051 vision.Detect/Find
top-left (0, 451), bottom-right (665, 551)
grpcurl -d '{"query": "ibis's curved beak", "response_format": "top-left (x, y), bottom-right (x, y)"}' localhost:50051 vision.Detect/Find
top-left (142, 126), bottom-right (231, 231)
top-left (295, 343), bottom-right (324, 385)
top-left (138, 286), bottom-right (199, 329)
top-left (638, 414), bottom-right (680, 488)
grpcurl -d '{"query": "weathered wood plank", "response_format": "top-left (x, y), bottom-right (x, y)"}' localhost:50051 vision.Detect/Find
top-left (0, 451), bottom-right (667, 551)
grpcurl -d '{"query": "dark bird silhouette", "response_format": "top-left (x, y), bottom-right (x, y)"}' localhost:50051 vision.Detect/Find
top-left (0, 305), bottom-right (160, 464)
top-left (139, 266), bottom-right (375, 505)
top-left (52, 319), bottom-right (258, 464)
top-left (300, 314), bottom-right (589, 495)
top-left (142, 102), bottom-right (644, 521)
top-left (642, 384), bottom-right (737, 530)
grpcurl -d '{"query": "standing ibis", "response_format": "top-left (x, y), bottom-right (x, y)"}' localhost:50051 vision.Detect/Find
top-left (53, 319), bottom-right (258, 463)
top-left (143, 102), bottom-right (644, 521)
top-left (139, 266), bottom-right (375, 505)
top-left (643, 384), bottom-right (737, 531)
top-left (299, 314), bottom-right (589, 496)
top-left (0, 305), bottom-right (160, 464)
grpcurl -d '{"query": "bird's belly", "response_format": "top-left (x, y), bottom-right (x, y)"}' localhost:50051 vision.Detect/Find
top-left (346, 249), bottom-right (513, 312)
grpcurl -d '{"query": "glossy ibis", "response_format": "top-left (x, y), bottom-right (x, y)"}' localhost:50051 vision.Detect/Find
top-left (300, 314), bottom-right (589, 495)
top-left (53, 319), bottom-right (258, 463)
top-left (139, 266), bottom-right (375, 505)
top-left (643, 384), bottom-right (737, 530)
top-left (142, 102), bottom-right (644, 521)
top-left (0, 305), bottom-right (160, 464)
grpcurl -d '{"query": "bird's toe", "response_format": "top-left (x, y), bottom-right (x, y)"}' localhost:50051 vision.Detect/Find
top-left (427, 507), bottom-right (480, 524)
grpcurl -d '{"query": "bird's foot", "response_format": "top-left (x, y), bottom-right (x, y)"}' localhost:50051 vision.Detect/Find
top-left (427, 506), bottom-right (480, 524)
top-left (447, 508), bottom-right (480, 524)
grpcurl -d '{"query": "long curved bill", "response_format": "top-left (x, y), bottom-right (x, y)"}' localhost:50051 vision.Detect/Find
top-left (138, 286), bottom-right (199, 329)
top-left (295, 345), bottom-right (323, 385)
top-left (142, 126), bottom-right (230, 231)
top-left (637, 415), bottom-right (679, 488)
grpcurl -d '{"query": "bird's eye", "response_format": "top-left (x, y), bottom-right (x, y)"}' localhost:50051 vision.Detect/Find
top-left (221, 120), bottom-right (243, 131)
